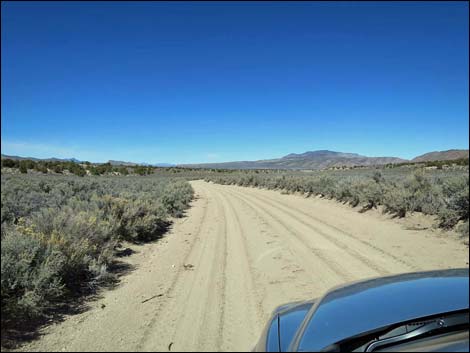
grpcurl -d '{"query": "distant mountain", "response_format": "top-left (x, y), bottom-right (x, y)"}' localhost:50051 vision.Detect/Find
top-left (1, 154), bottom-right (41, 161)
top-left (108, 160), bottom-right (175, 167)
top-left (151, 163), bottom-right (176, 167)
top-left (1, 154), bottom-right (81, 163)
top-left (411, 149), bottom-right (469, 163)
top-left (180, 150), bottom-right (407, 170)
top-left (108, 160), bottom-right (139, 166)
top-left (4, 149), bottom-right (467, 171)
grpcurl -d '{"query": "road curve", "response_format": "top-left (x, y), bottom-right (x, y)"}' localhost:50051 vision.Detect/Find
top-left (17, 180), bottom-right (469, 352)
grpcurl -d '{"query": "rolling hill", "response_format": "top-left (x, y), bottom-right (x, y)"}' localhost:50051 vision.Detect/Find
top-left (411, 149), bottom-right (469, 163)
top-left (1, 154), bottom-right (81, 163)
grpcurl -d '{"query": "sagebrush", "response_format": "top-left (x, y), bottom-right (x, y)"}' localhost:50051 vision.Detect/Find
top-left (1, 174), bottom-right (193, 321)
top-left (205, 168), bottom-right (469, 235)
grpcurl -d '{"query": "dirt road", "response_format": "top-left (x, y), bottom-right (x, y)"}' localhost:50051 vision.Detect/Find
top-left (18, 180), bottom-right (468, 352)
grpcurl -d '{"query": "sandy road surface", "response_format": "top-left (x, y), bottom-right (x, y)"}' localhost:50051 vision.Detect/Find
top-left (17, 180), bottom-right (468, 352)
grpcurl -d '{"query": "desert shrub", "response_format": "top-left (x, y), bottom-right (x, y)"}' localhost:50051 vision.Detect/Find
top-left (19, 208), bottom-right (117, 287)
top-left (381, 170), bottom-right (445, 217)
top-left (19, 163), bottom-right (28, 174)
top-left (100, 196), bottom-right (167, 242)
top-left (372, 171), bottom-right (385, 183)
top-left (355, 179), bottom-right (383, 210)
top-left (1, 174), bottom-right (194, 322)
top-left (120, 200), bottom-right (167, 241)
top-left (403, 170), bottom-right (434, 213)
top-left (66, 163), bottom-right (86, 177)
top-left (205, 167), bottom-right (469, 231)
top-left (1, 227), bottom-right (65, 318)
top-left (118, 167), bottom-right (129, 175)
top-left (89, 166), bottom-right (101, 175)
top-left (438, 176), bottom-right (469, 228)
top-left (457, 221), bottom-right (469, 238)
top-left (1, 159), bottom-right (19, 168)
top-left (134, 166), bottom-right (149, 176)
top-left (332, 180), bottom-right (355, 203)
top-left (382, 185), bottom-right (410, 217)
top-left (160, 180), bottom-right (194, 217)
top-left (52, 164), bottom-right (64, 173)
top-left (314, 176), bottom-right (336, 198)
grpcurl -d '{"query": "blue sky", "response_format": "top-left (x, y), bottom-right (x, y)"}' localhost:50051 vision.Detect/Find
top-left (1, 1), bottom-right (468, 164)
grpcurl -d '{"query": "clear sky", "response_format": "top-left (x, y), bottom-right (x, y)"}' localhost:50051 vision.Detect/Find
top-left (1, 1), bottom-right (468, 164)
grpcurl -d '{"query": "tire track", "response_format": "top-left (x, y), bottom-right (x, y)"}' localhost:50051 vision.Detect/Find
top-left (230, 188), bottom-right (394, 276)
top-left (218, 190), bottom-right (269, 313)
top-left (242, 186), bottom-right (420, 272)
top-left (217, 190), bottom-right (269, 325)
top-left (196, 188), bottom-right (227, 352)
top-left (216, 184), bottom-right (355, 283)
top-left (215, 190), bottom-right (264, 351)
top-left (216, 185), bottom-right (334, 311)
top-left (135, 187), bottom-right (212, 351)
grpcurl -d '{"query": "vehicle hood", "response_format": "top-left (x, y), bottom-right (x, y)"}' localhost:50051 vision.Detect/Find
top-left (290, 268), bottom-right (469, 351)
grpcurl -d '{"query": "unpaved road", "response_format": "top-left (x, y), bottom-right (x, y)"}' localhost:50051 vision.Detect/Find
top-left (17, 180), bottom-right (468, 352)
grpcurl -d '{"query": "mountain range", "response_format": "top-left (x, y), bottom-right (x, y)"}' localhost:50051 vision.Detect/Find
top-left (108, 160), bottom-right (175, 167)
top-left (2, 149), bottom-right (468, 170)
top-left (0, 154), bottom-right (81, 163)
top-left (179, 149), bottom-right (469, 170)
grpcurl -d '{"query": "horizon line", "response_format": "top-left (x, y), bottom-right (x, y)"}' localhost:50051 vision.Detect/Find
top-left (2, 147), bottom-right (469, 165)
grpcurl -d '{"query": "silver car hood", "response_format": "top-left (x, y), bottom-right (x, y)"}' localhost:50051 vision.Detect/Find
top-left (290, 268), bottom-right (469, 351)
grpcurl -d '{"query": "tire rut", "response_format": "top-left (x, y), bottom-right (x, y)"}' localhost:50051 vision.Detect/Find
top-left (243, 187), bottom-right (420, 272)
top-left (217, 185), bottom-right (355, 283)
top-left (196, 189), bottom-right (228, 352)
top-left (236, 189), bottom-right (394, 276)
top-left (135, 188), bottom-right (212, 351)
top-left (215, 190), bottom-right (264, 351)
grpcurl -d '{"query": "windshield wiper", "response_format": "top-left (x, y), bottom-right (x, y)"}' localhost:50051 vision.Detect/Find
top-left (363, 312), bottom-right (469, 352)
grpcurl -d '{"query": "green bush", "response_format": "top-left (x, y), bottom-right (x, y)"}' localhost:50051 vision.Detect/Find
top-left (89, 166), bottom-right (101, 175)
top-left (52, 164), bottom-right (64, 173)
top-left (19, 163), bottom-right (28, 174)
top-left (1, 159), bottom-right (19, 168)
top-left (119, 167), bottom-right (129, 175)
top-left (134, 166), bottom-right (149, 176)
top-left (34, 163), bottom-right (48, 174)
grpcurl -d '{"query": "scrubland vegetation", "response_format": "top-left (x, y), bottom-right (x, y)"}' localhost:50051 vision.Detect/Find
top-left (205, 167), bottom-right (469, 238)
top-left (1, 158), bottom-right (159, 176)
top-left (1, 157), bottom-right (242, 177)
top-left (1, 173), bottom-right (193, 325)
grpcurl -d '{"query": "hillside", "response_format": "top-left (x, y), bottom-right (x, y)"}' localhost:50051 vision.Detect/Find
top-left (1, 154), bottom-right (81, 163)
top-left (179, 150), bottom-right (407, 170)
top-left (411, 149), bottom-right (469, 163)
top-left (108, 160), bottom-right (139, 166)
